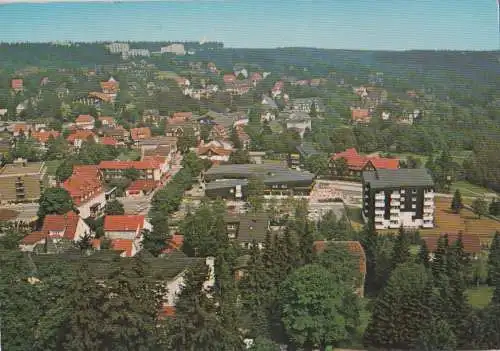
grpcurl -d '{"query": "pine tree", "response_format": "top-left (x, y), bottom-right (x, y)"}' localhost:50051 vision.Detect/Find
top-left (432, 234), bottom-right (449, 281)
top-left (417, 239), bottom-right (431, 268)
top-left (488, 231), bottom-right (500, 287)
top-left (360, 219), bottom-right (379, 296)
top-left (283, 224), bottom-right (299, 271)
top-left (450, 189), bottom-right (463, 213)
top-left (391, 226), bottom-right (411, 270)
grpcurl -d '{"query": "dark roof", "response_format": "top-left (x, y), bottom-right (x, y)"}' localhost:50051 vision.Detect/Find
top-left (205, 179), bottom-right (248, 190)
top-left (224, 212), bottom-right (269, 243)
top-left (362, 168), bottom-right (434, 189)
top-left (205, 164), bottom-right (314, 184)
top-left (296, 143), bottom-right (322, 158)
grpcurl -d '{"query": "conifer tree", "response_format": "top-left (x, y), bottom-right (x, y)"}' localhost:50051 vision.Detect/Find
top-left (360, 219), bottom-right (379, 296)
top-left (283, 224), bottom-right (299, 271)
top-left (450, 189), bottom-right (463, 213)
top-left (391, 226), bottom-right (411, 270)
top-left (417, 239), bottom-right (431, 268)
top-left (432, 234), bottom-right (449, 281)
top-left (488, 231), bottom-right (500, 287)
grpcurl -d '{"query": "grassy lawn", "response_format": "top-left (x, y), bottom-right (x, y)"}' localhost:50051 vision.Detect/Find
top-left (450, 180), bottom-right (496, 197)
top-left (45, 160), bottom-right (62, 175)
top-left (467, 286), bottom-right (493, 308)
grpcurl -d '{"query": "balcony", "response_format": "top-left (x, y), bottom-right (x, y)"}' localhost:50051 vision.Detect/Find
top-left (424, 200), bottom-right (434, 206)
top-left (390, 208), bottom-right (400, 214)
top-left (375, 209), bottom-right (385, 215)
top-left (375, 193), bottom-right (385, 201)
top-left (375, 201), bottom-right (385, 208)
top-left (391, 200), bottom-right (401, 207)
top-left (391, 193), bottom-right (401, 199)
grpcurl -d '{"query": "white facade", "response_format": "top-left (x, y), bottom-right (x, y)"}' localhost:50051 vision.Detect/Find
top-left (161, 44), bottom-right (186, 56)
top-left (367, 189), bottom-right (435, 230)
top-left (77, 191), bottom-right (106, 219)
top-left (107, 42), bottom-right (130, 54)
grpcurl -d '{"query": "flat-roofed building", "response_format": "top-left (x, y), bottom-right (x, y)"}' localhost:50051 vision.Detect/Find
top-left (0, 159), bottom-right (47, 203)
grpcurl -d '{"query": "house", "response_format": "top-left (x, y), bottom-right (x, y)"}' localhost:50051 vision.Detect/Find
top-left (0, 160), bottom-right (48, 204)
top-left (313, 240), bottom-right (366, 297)
top-left (11, 79), bottom-right (23, 92)
top-left (130, 127), bottom-right (152, 143)
top-left (98, 116), bottom-right (116, 128)
top-left (309, 78), bottom-right (322, 87)
top-left (63, 165), bottom-right (106, 219)
top-left (224, 212), bottom-right (269, 249)
top-left (223, 74), bottom-right (237, 85)
top-left (250, 72), bottom-right (263, 86)
top-left (20, 211), bottom-right (91, 252)
top-left (67, 130), bottom-right (97, 148)
top-left (422, 233), bottom-right (481, 260)
top-left (100, 77), bottom-right (119, 96)
top-left (235, 125), bottom-right (250, 149)
top-left (271, 81), bottom-right (284, 98)
top-left (98, 160), bottom-right (163, 182)
top-left (351, 108), bottom-right (371, 124)
top-left (162, 234), bottom-right (184, 255)
top-left (261, 94), bottom-right (278, 110)
top-left (103, 214), bottom-right (152, 242)
top-left (290, 97), bottom-right (324, 114)
top-left (171, 112), bottom-right (193, 122)
top-left (207, 62), bottom-right (217, 73)
top-left (13, 123), bottom-right (34, 137)
top-left (161, 43), bottom-right (186, 56)
top-left (292, 79), bottom-right (310, 86)
top-left (99, 136), bottom-right (118, 147)
top-left (125, 179), bottom-right (158, 197)
top-left (197, 143), bottom-right (233, 164)
top-left (286, 118), bottom-right (312, 139)
top-left (165, 119), bottom-right (199, 138)
top-left (30, 130), bottom-right (60, 148)
top-left (209, 123), bottom-right (229, 141)
top-left (174, 76), bottom-right (190, 88)
top-left (100, 127), bottom-right (130, 143)
top-left (142, 109), bottom-right (167, 125)
top-left (138, 136), bottom-right (178, 156)
top-left (75, 114), bottom-right (95, 130)
top-left (362, 168), bottom-right (435, 230)
top-left (204, 163), bottom-right (314, 198)
top-left (330, 148), bottom-right (400, 178)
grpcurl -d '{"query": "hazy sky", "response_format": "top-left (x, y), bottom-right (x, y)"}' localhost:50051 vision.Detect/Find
top-left (0, 0), bottom-right (497, 50)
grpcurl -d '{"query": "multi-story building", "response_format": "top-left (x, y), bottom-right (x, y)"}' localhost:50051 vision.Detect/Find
top-left (98, 160), bottom-right (163, 182)
top-left (106, 42), bottom-right (130, 54)
top-left (0, 160), bottom-right (47, 203)
top-left (362, 169), bottom-right (435, 230)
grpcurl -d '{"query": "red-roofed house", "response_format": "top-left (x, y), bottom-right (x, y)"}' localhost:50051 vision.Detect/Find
top-left (271, 80), bottom-right (284, 98)
top-left (351, 108), bottom-right (371, 124)
top-left (100, 77), bottom-right (119, 95)
top-left (250, 72), bottom-right (263, 85)
top-left (13, 123), bottom-right (34, 137)
top-left (67, 130), bottom-right (97, 148)
top-left (125, 179), bottom-right (158, 197)
top-left (104, 215), bottom-right (152, 241)
top-left (20, 211), bottom-right (91, 252)
top-left (130, 127), bottom-right (152, 142)
top-left (11, 79), bottom-right (23, 92)
top-left (171, 112), bottom-right (193, 121)
top-left (313, 240), bottom-right (366, 297)
top-left (99, 136), bottom-right (118, 147)
top-left (223, 74), bottom-right (236, 84)
top-left (31, 130), bottom-right (60, 147)
top-left (75, 114), bottom-right (95, 130)
top-left (98, 160), bottom-right (163, 181)
top-left (330, 148), bottom-right (399, 178)
top-left (63, 165), bottom-right (106, 218)
top-left (110, 238), bottom-right (138, 257)
top-left (164, 234), bottom-right (184, 254)
top-left (197, 145), bottom-right (232, 163)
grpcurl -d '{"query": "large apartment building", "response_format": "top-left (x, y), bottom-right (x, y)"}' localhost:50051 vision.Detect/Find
top-left (0, 160), bottom-right (47, 203)
top-left (362, 168), bottom-right (435, 230)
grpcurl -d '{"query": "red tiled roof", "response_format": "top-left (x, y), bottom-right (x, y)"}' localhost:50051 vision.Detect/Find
top-left (42, 211), bottom-right (80, 240)
top-left (127, 179), bottom-right (158, 193)
top-left (352, 109), bottom-right (370, 122)
top-left (63, 165), bottom-right (103, 205)
top-left (198, 146), bottom-right (232, 156)
top-left (31, 130), bottom-right (60, 144)
top-left (89, 91), bottom-right (114, 103)
top-left (67, 130), bottom-right (95, 143)
top-left (14, 124), bottom-right (33, 134)
top-left (159, 305), bottom-right (176, 318)
top-left (11, 79), bottom-right (23, 90)
top-left (99, 136), bottom-right (118, 146)
top-left (313, 240), bottom-right (367, 274)
top-left (162, 234), bottom-right (184, 254)
top-left (223, 74), bottom-right (236, 84)
top-left (75, 114), bottom-right (95, 124)
top-left (331, 148), bottom-right (399, 171)
top-left (422, 233), bottom-right (481, 254)
top-left (98, 160), bottom-right (160, 170)
top-left (100, 80), bottom-right (119, 91)
top-left (91, 238), bottom-right (101, 249)
top-left (250, 72), bottom-right (263, 81)
top-left (130, 127), bottom-right (152, 141)
top-left (104, 215), bottom-right (145, 232)
top-left (110, 239), bottom-right (134, 257)
top-left (21, 231), bottom-right (45, 245)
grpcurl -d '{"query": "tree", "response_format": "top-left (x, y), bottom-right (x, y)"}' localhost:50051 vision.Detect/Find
top-left (488, 231), bottom-right (500, 287)
top-left (45, 136), bottom-right (70, 160)
top-left (450, 189), bottom-right (463, 213)
top-left (104, 199), bottom-right (125, 215)
top-left (247, 177), bottom-right (265, 213)
top-left (123, 168), bottom-right (141, 181)
top-left (364, 263), bottom-right (433, 350)
top-left (55, 160), bottom-right (74, 182)
top-left (471, 197), bottom-right (488, 219)
top-left (229, 149), bottom-right (250, 164)
top-left (417, 318), bottom-right (457, 351)
top-left (280, 264), bottom-right (360, 350)
top-left (37, 187), bottom-right (75, 225)
top-left (391, 226), bottom-right (411, 270)
top-left (432, 234), bottom-right (449, 281)
top-left (248, 337), bottom-right (280, 351)
top-left (489, 199), bottom-right (500, 216)
top-left (177, 126), bottom-right (198, 154)
top-left (417, 239), bottom-right (431, 268)
top-left (333, 157), bottom-right (348, 177)
top-left (305, 154), bottom-right (329, 176)
top-left (309, 101), bottom-right (318, 118)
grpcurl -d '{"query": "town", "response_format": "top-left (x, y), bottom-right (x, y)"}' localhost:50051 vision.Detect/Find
top-left (0, 40), bottom-right (499, 351)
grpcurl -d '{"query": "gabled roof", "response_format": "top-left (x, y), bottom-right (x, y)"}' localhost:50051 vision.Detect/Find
top-left (11, 79), bottom-right (23, 89)
top-left (198, 146), bottom-right (232, 157)
top-left (224, 213), bottom-right (269, 243)
top-left (42, 211), bottom-right (81, 240)
top-left (110, 239), bottom-right (135, 257)
top-left (104, 215), bottom-right (145, 232)
top-left (21, 231), bottom-right (46, 245)
top-left (99, 136), bottom-right (118, 146)
top-left (171, 112), bottom-right (192, 120)
top-left (98, 160), bottom-right (160, 170)
top-left (332, 148), bottom-right (399, 171)
top-left (352, 108), bottom-right (370, 122)
top-left (130, 127), bottom-right (152, 141)
top-left (75, 114), bottom-right (95, 124)
top-left (31, 130), bottom-right (60, 144)
top-left (127, 179), bottom-right (158, 193)
top-left (162, 234), bottom-right (184, 254)
top-left (67, 130), bottom-right (95, 143)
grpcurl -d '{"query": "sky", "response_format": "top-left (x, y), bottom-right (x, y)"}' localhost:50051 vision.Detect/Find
top-left (0, 0), bottom-right (498, 50)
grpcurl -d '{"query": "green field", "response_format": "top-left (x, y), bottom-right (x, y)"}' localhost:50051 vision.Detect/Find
top-left (450, 181), bottom-right (496, 197)
top-left (467, 286), bottom-right (493, 308)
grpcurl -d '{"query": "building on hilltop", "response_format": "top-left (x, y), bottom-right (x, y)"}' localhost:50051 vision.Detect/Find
top-left (330, 148), bottom-right (399, 178)
top-left (362, 168), bottom-right (435, 230)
